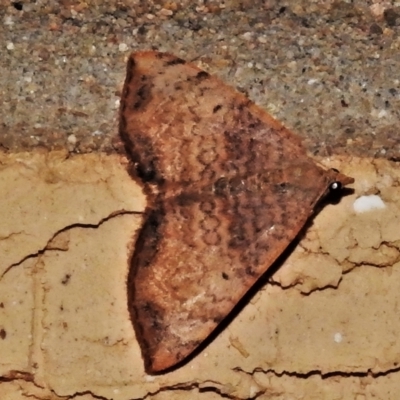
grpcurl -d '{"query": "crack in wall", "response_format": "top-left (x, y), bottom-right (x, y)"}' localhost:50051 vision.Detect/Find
top-left (140, 381), bottom-right (254, 400)
top-left (1, 378), bottom-right (258, 400)
top-left (0, 209), bottom-right (142, 281)
top-left (2, 155), bottom-right (400, 398)
top-left (234, 364), bottom-right (400, 380)
top-left (1, 210), bottom-right (142, 399)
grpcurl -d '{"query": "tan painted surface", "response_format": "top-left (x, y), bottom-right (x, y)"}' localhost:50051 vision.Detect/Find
top-left (1, 152), bottom-right (399, 399)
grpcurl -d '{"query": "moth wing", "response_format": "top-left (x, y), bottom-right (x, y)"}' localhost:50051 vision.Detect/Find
top-left (120, 51), bottom-right (305, 189)
top-left (121, 51), bottom-right (353, 373)
top-left (129, 165), bottom-right (336, 373)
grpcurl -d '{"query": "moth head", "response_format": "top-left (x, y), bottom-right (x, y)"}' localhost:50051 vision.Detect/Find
top-left (329, 168), bottom-right (354, 188)
top-left (324, 167), bottom-right (354, 203)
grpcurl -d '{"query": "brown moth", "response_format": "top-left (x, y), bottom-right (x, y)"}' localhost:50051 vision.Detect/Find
top-left (119, 51), bottom-right (354, 374)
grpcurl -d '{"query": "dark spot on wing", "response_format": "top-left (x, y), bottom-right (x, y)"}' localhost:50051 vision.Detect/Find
top-left (213, 104), bottom-right (222, 113)
top-left (196, 71), bottom-right (210, 80)
top-left (133, 84), bottom-right (152, 109)
top-left (165, 57), bottom-right (186, 66)
top-left (132, 206), bottom-right (165, 269)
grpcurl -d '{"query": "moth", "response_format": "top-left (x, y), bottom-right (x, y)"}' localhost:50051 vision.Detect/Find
top-left (119, 51), bottom-right (354, 373)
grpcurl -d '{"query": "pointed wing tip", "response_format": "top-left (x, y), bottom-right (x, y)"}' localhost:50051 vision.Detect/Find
top-left (141, 334), bottom-right (202, 374)
top-left (337, 172), bottom-right (354, 186)
top-left (143, 348), bottom-right (182, 375)
top-left (327, 168), bottom-right (354, 188)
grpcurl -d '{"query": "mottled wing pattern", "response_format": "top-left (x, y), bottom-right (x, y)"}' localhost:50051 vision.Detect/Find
top-left (128, 166), bottom-right (330, 373)
top-left (120, 52), bottom-right (302, 191)
top-left (120, 51), bottom-right (354, 373)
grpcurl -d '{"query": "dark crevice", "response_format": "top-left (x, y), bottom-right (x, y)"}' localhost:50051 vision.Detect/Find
top-left (0, 209), bottom-right (142, 281)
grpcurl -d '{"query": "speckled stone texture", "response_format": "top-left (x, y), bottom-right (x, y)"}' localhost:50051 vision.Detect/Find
top-left (1, 0), bottom-right (400, 159)
top-left (2, 1), bottom-right (400, 399)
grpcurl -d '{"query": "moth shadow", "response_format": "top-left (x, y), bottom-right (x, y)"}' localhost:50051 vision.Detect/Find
top-left (154, 188), bottom-right (354, 375)
top-left (323, 186), bottom-right (354, 206)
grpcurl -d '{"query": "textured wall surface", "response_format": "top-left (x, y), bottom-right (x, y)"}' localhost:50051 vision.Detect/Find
top-left (1, 0), bottom-right (400, 158)
top-left (1, 153), bottom-right (400, 399)
top-left (1, 0), bottom-right (400, 398)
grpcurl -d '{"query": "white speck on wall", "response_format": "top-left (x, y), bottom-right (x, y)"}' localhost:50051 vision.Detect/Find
top-left (377, 109), bottom-right (388, 119)
top-left (67, 134), bottom-right (77, 145)
top-left (334, 332), bottom-right (343, 343)
top-left (118, 43), bottom-right (128, 52)
top-left (249, 385), bottom-right (259, 397)
top-left (241, 31), bottom-right (253, 41)
top-left (353, 195), bottom-right (386, 213)
top-left (4, 16), bottom-right (14, 26)
top-left (257, 36), bottom-right (267, 44)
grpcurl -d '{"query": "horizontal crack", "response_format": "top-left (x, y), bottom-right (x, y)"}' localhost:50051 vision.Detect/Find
top-left (234, 363), bottom-right (400, 380)
top-left (141, 381), bottom-right (249, 400)
top-left (0, 209), bottom-right (143, 281)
